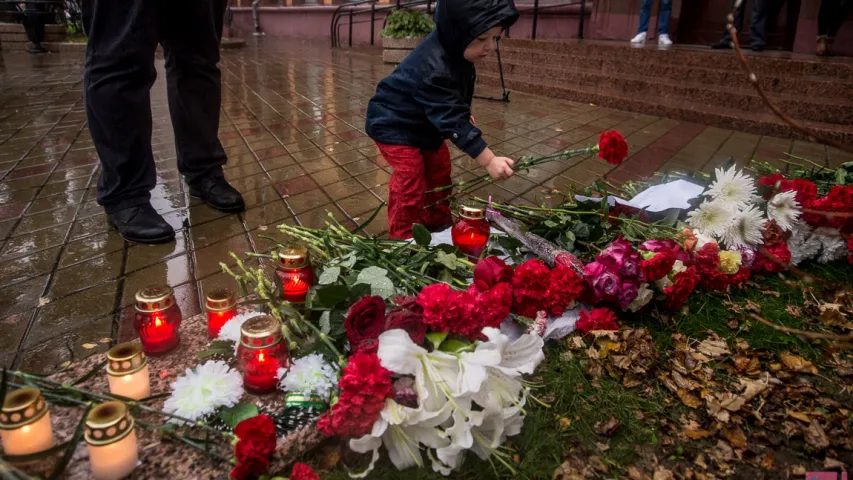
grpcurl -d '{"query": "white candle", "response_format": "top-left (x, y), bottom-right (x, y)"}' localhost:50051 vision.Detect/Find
top-left (106, 343), bottom-right (151, 400)
top-left (0, 388), bottom-right (54, 456)
top-left (86, 402), bottom-right (139, 480)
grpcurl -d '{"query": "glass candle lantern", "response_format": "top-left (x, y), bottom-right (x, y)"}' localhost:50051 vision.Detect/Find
top-left (205, 288), bottom-right (237, 339)
top-left (106, 343), bottom-right (151, 400)
top-left (451, 206), bottom-right (490, 259)
top-left (85, 401), bottom-right (138, 480)
top-left (134, 285), bottom-right (182, 355)
top-left (236, 315), bottom-right (290, 394)
top-left (275, 246), bottom-right (314, 304)
top-left (0, 387), bottom-right (54, 456)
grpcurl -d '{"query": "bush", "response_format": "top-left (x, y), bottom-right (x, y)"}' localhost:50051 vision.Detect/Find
top-left (380, 8), bottom-right (435, 39)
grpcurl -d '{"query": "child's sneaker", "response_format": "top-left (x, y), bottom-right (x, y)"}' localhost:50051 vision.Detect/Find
top-left (658, 34), bottom-right (673, 46)
top-left (630, 32), bottom-right (647, 44)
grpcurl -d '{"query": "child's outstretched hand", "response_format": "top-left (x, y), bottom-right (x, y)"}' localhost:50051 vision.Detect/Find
top-left (485, 156), bottom-right (515, 181)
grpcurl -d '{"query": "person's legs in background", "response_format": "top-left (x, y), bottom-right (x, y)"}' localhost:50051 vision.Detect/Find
top-left (818, 0), bottom-right (848, 55)
top-left (251, 0), bottom-right (264, 35)
top-left (422, 143), bottom-right (452, 231)
top-left (712, 0), bottom-right (745, 48)
top-left (83, 0), bottom-right (175, 243)
top-left (631, 0), bottom-right (654, 44)
top-left (747, 0), bottom-right (769, 51)
top-left (160, 0), bottom-right (244, 213)
top-left (376, 143), bottom-right (429, 240)
top-left (657, 0), bottom-right (673, 45)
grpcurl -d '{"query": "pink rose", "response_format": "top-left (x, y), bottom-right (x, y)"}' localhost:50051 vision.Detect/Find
top-left (617, 281), bottom-right (639, 310)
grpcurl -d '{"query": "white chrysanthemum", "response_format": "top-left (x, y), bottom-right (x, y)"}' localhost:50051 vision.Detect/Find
top-left (164, 360), bottom-right (244, 423)
top-left (813, 227), bottom-right (847, 264)
top-left (767, 190), bottom-right (801, 232)
top-left (721, 205), bottom-right (766, 249)
top-left (686, 200), bottom-right (737, 237)
top-left (218, 312), bottom-right (263, 343)
top-left (786, 221), bottom-right (820, 266)
top-left (278, 353), bottom-right (338, 400)
top-left (705, 165), bottom-right (756, 209)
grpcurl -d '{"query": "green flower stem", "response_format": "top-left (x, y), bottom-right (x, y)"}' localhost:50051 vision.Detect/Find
top-left (136, 419), bottom-right (231, 464)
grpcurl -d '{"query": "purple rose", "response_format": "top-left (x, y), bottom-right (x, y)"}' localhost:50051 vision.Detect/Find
top-left (619, 251), bottom-right (641, 279)
top-left (593, 270), bottom-right (621, 299)
top-left (617, 281), bottom-right (639, 310)
top-left (584, 261), bottom-right (607, 282)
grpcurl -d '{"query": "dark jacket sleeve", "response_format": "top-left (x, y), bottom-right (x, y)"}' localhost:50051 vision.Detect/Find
top-left (414, 73), bottom-right (488, 159)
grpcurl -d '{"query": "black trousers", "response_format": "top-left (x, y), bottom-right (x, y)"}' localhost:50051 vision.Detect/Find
top-left (82, 0), bottom-right (228, 213)
top-left (818, 0), bottom-right (849, 37)
top-left (720, 0), bottom-right (773, 48)
top-left (21, 7), bottom-right (46, 46)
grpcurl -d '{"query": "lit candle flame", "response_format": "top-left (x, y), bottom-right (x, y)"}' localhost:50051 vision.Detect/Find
top-left (258, 352), bottom-right (266, 363)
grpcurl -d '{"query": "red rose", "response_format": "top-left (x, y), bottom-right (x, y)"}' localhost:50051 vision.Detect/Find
top-left (291, 463), bottom-right (320, 480)
top-left (472, 256), bottom-right (513, 292)
top-left (762, 220), bottom-right (786, 245)
top-left (344, 296), bottom-right (386, 353)
top-left (385, 302), bottom-right (427, 345)
top-left (598, 130), bottom-right (628, 165)
top-left (576, 308), bottom-right (619, 333)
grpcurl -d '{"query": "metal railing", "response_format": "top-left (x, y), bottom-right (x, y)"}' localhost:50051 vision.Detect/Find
top-left (331, 0), bottom-right (432, 48)
top-left (508, 0), bottom-right (589, 40)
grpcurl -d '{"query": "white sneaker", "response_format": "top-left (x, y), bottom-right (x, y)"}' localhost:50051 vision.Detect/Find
top-left (630, 32), bottom-right (647, 44)
top-left (658, 34), bottom-right (673, 46)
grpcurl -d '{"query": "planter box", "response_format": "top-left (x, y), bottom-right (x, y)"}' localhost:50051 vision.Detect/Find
top-left (381, 35), bottom-right (424, 64)
top-left (0, 23), bottom-right (66, 50)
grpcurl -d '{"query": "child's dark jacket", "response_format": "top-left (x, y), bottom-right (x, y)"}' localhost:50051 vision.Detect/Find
top-left (365, 0), bottom-right (518, 159)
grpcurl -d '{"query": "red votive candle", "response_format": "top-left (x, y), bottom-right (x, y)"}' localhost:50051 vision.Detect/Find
top-left (205, 289), bottom-right (237, 339)
top-left (134, 285), bottom-right (182, 355)
top-left (236, 315), bottom-right (290, 394)
top-left (275, 246), bottom-right (314, 305)
top-left (451, 206), bottom-right (490, 259)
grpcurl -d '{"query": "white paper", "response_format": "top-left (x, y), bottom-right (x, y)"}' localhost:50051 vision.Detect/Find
top-left (627, 179), bottom-right (704, 212)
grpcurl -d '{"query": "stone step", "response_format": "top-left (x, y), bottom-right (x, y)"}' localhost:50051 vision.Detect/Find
top-left (479, 59), bottom-right (853, 126)
top-left (477, 70), bottom-right (853, 145)
top-left (486, 48), bottom-right (853, 102)
top-left (499, 39), bottom-right (853, 80)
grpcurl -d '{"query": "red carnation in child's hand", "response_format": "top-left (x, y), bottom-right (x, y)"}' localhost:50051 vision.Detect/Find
top-left (344, 296), bottom-right (387, 354)
top-left (291, 463), bottom-right (320, 480)
top-left (598, 130), bottom-right (628, 165)
top-left (576, 308), bottom-right (619, 334)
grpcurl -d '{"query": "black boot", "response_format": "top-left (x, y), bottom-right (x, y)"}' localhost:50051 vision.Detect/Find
top-left (710, 40), bottom-right (731, 49)
top-left (188, 174), bottom-right (246, 213)
top-left (107, 204), bottom-right (175, 244)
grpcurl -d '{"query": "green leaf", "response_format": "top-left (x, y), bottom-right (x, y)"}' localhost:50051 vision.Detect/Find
top-left (435, 251), bottom-right (461, 271)
top-left (356, 266), bottom-right (396, 299)
top-left (319, 311), bottom-right (331, 334)
top-left (339, 252), bottom-right (358, 269)
top-left (220, 403), bottom-right (260, 429)
top-left (315, 285), bottom-right (351, 308)
top-left (571, 221), bottom-right (591, 239)
top-left (318, 266), bottom-right (341, 285)
top-left (412, 223), bottom-right (431, 247)
top-left (438, 268), bottom-right (453, 284)
top-left (426, 332), bottom-right (448, 350)
top-left (439, 338), bottom-right (471, 353)
top-left (195, 341), bottom-right (235, 360)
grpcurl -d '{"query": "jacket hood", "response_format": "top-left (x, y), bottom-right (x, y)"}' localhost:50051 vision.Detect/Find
top-left (434, 0), bottom-right (519, 60)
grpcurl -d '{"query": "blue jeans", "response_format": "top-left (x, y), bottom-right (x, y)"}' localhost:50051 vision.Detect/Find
top-left (636, 0), bottom-right (672, 35)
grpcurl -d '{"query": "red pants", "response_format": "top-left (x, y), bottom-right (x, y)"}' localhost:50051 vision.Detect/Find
top-left (376, 142), bottom-right (452, 240)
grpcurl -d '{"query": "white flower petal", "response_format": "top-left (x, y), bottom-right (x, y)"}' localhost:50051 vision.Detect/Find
top-left (378, 329), bottom-right (427, 375)
top-left (767, 190), bottom-right (801, 232)
top-left (687, 200), bottom-right (737, 238)
top-left (705, 165), bottom-right (756, 209)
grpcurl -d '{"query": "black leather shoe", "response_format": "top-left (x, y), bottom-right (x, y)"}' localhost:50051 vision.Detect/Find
top-left (188, 174), bottom-right (246, 213)
top-left (107, 204), bottom-right (175, 244)
top-left (750, 44), bottom-right (764, 52)
top-left (710, 40), bottom-right (731, 49)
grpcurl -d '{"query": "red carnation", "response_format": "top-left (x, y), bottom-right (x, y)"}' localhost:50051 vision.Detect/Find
top-left (472, 256), bottom-right (513, 292)
top-left (417, 283), bottom-right (475, 334)
top-left (694, 243), bottom-right (720, 275)
top-left (344, 296), bottom-right (387, 354)
top-left (576, 308), bottom-right (619, 333)
top-left (640, 252), bottom-right (676, 282)
top-left (231, 415), bottom-right (277, 480)
top-left (758, 173), bottom-right (785, 199)
top-left (729, 267), bottom-right (751, 287)
top-left (664, 266), bottom-right (700, 310)
top-left (700, 269), bottom-right (733, 292)
top-left (848, 236), bottom-right (853, 264)
top-left (291, 463), bottom-right (320, 480)
top-left (469, 282), bottom-right (513, 337)
top-left (753, 242), bottom-right (791, 273)
top-left (512, 259), bottom-right (552, 318)
top-left (598, 130), bottom-right (628, 165)
top-left (544, 265), bottom-right (584, 316)
top-left (317, 352), bottom-right (393, 438)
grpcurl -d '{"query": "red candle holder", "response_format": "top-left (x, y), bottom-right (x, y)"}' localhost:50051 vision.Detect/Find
top-left (236, 315), bottom-right (290, 394)
top-left (134, 285), bottom-right (182, 355)
top-left (205, 289), bottom-right (237, 339)
top-left (451, 206), bottom-right (490, 260)
top-left (275, 246), bottom-right (314, 305)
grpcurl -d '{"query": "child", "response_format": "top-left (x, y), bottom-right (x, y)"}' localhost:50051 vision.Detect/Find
top-left (365, 0), bottom-right (519, 240)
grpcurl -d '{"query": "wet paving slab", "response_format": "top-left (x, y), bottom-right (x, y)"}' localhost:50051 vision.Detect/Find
top-left (1, 38), bottom-right (851, 375)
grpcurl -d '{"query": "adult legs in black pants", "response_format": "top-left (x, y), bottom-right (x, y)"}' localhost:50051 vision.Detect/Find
top-left (817, 0), bottom-right (849, 56)
top-left (83, 0), bottom-right (244, 244)
top-left (712, 0), bottom-right (770, 51)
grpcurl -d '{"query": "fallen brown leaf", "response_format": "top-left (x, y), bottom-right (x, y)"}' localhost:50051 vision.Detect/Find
top-left (780, 351), bottom-right (818, 374)
top-left (653, 466), bottom-right (674, 480)
top-left (677, 389), bottom-right (703, 409)
top-left (682, 421), bottom-right (713, 440)
top-left (595, 417), bottom-right (621, 436)
top-left (759, 450), bottom-right (775, 469)
top-left (722, 425), bottom-right (747, 448)
top-left (697, 338), bottom-right (731, 358)
top-left (787, 411), bottom-right (810, 423)
top-left (803, 418), bottom-right (829, 450)
top-left (626, 466), bottom-right (648, 480)
top-left (785, 305), bottom-right (802, 317)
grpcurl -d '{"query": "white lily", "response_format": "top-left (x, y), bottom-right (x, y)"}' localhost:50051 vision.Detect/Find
top-left (480, 327), bottom-right (545, 377)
